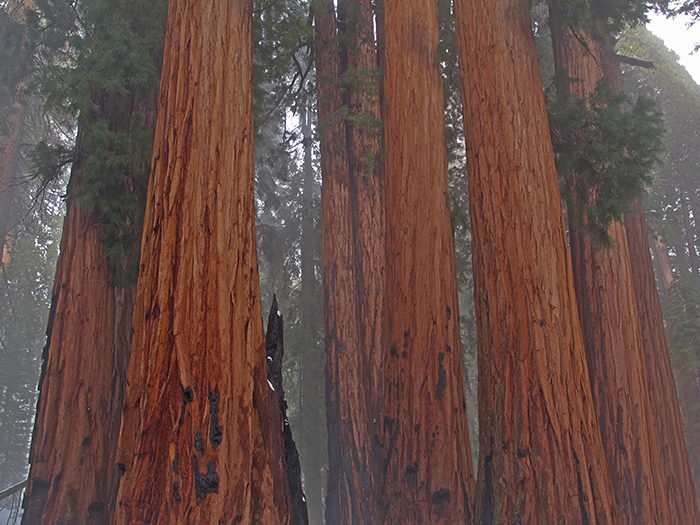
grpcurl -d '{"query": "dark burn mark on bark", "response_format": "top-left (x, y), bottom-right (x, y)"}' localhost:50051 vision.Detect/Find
top-left (193, 458), bottom-right (219, 500)
top-left (403, 330), bottom-right (410, 349)
top-left (81, 436), bottom-right (91, 447)
top-left (432, 488), bottom-right (451, 520)
top-left (390, 345), bottom-right (399, 359)
top-left (573, 451), bottom-right (591, 525)
top-left (446, 306), bottom-right (452, 321)
top-left (179, 386), bottom-right (193, 425)
top-left (117, 463), bottom-right (125, 476)
top-left (518, 448), bottom-right (527, 458)
top-left (436, 353), bottom-right (447, 400)
top-left (173, 482), bottom-right (182, 502)
top-left (172, 453), bottom-right (179, 474)
top-left (619, 442), bottom-right (628, 460)
top-left (87, 501), bottom-right (105, 517)
top-left (482, 454), bottom-right (494, 524)
top-left (432, 488), bottom-right (451, 505)
top-left (231, 516), bottom-right (243, 525)
top-left (209, 386), bottom-right (223, 447)
top-left (405, 464), bottom-right (418, 487)
top-left (194, 431), bottom-right (205, 453)
top-left (414, 423), bottom-right (421, 432)
top-left (445, 344), bottom-right (452, 353)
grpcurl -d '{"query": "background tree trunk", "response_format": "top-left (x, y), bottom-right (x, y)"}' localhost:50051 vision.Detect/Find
top-left (114, 2), bottom-right (291, 522)
top-left (550, 11), bottom-right (671, 523)
top-left (624, 199), bottom-right (700, 521)
top-left (454, 0), bottom-right (619, 522)
top-left (382, 0), bottom-right (474, 522)
top-left (315, 0), bottom-right (385, 522)
top-left (21, 171), bottom-right (135, 525)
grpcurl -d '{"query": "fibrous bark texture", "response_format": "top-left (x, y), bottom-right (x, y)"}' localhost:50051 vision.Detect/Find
top-left (315, 0), bottom-right (385, 523)
top-left (383, 0), bottom-right (474, 522)
top-left (114, 2), bottom-right (291, 523)
top-left (22, 172), bottom-right (135, 525)
top-left (625, 199), bottom-right (700, 522)
top-left (454, 0), bottom-right (619, 522)
top-left (550, 11), bottom-right (670, 523)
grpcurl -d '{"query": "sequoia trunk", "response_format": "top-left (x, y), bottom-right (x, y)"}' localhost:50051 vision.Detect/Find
top-left (21, 172), bottom-right (136, 525)
top-left (22, 30), bottom-right (159, 525)
top-left (315, 0), bottom-right (385, 523)
top-left (549, 10), bottom-right (671, 523)
top-left (624, 199), bottom-right (700, 521)
top-left (114, 2), bottom-right (291, 523)
top-left (454, 0), bottom-right (619, 522)
top-left (383, 0), bottom-right (474, 522)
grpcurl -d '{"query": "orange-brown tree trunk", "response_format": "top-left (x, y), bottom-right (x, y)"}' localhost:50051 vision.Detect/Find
top-left (21, 168), bottom-right (136, 525)
top-left (383, 0), bottom-right (474, 522)
top-left (22, 16), bottom-right (160, 522)
top-left (114, 1), bottom-right (291, 523)
top-left (624, 199), bottom-right (700, 521)
top-left (315, 0), bottom-right (385, 522)
top-left (549, 10), bottom-right (671, 523)
top-left (453, 0), bottom-right (619, 522)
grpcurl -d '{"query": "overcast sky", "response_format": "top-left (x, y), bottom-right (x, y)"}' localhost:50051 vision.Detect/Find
top-left (647, 12), bottom-right (700, 84)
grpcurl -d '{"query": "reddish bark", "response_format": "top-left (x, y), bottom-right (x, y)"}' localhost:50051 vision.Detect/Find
top-left (625, 199), bottom-right (700, 521)
top-left (22, 144), bottom-right (138, 524)
top-left (315, 0), bottom-right (385, 522)
top-left (454, 0), bottom-right (619, 522)
top-left (114, 2), bottom-right (291, 523)
top-left (383, 0), bottom-right (474, 522)
top-left (550, 11), bottom-right (671, 523)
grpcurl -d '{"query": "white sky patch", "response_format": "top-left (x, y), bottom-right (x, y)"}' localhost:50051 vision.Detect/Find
top-left (647, 12), bottom-right (700, 83)
top-left (267, 379), bottom-right (276, 391)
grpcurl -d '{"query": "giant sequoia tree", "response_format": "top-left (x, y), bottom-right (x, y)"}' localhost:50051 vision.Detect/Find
top-left (22, 0), bottom-right (165, 522)
top-left (619, 25), bottom-right (700, 512)
top-left (382, 0), bottom-right (474, 522)
top-left (114, 1), bottom-right (291, 522)
top-left (547, 7), bottom-right (672, 523)
top-left (453, 0), bottom-right (619, 522)
top-left (314, 1), bottom-right (385, 523)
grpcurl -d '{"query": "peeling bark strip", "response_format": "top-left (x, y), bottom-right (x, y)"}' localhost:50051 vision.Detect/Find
top-left (315, 0), bottom-right (386, 523)
top-left (550, 10), bottom-right (672, 523)
top-left (382, 0), bottom-right (474, 522)
top-left (453, 0), bottom-right (619, 522)
top-left (114, 1), bottom-right (291, 523)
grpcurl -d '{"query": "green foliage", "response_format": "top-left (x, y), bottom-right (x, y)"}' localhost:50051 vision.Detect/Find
top-left (549, 80), bottom-right (664, 243)
top-left (31, 0), bottom-right (166, 283)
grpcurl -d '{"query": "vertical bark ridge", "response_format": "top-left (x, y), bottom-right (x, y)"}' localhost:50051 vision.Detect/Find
top-left (316, 0), bottom-right (386, 522)
top-left (624, 200), bottom-right (700, 522)
top-left (454, 0), bottom-right (619, 522)
top-left (22, 173), bottom-right (135, 524)
top-left (383, 0), bottom-right (474, 522)
top-left (550, 10), bottom-right (671, 523)
top-left (115, 2), bottom-right (291, 522)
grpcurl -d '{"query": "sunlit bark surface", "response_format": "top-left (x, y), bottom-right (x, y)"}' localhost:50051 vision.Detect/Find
top-left (454, 0), bottom-right (619, 522)
top-left (114, 2), bottom-right (291, 522)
